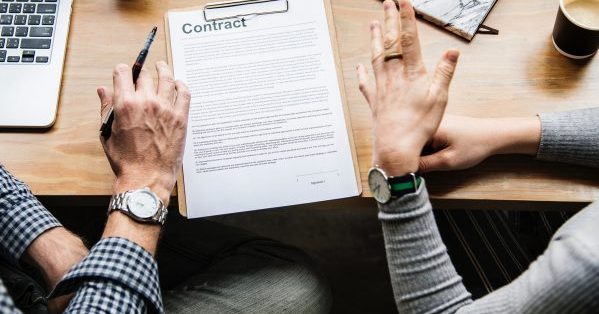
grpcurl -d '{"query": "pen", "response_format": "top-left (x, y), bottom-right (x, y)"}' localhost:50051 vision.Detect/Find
top-left (100, 26), bottom-right (158, 139)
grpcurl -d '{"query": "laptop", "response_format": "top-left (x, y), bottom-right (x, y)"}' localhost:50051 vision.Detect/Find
top-left (0, 0), bottom-right (73, 128)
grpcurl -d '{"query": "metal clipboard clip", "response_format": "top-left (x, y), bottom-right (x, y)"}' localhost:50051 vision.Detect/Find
top-left (204, 0), bottom-right (289, 22)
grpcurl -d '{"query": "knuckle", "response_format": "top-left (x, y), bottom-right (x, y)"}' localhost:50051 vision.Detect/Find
top-left (358, 82), bottom-right (367, 92)
top-left (121, 96), bottom-right (137, 109)
top-left (113, 63), bottom-right (129, 75)
top-left (179, 89), bottom-right (191, 102)
top-left (148, 98), bottom-right (161, 110)
top-left (371, 53), bottom-right (385, 66)
top-left (406, 66), bottom-right (427, 80)
top-left (162, 76), bottom-right (176, 85)
top-left (400, 32), bottom-right (416, 48)
top-left (400, 6), bottom-right (415, 20)
top-left (384, 34), bottom-right (398, 49)
top-left (439, 63), bottom-right (455, 79)
top-left (159, 64), bottom-right (175, 77)
top-left (161, 107), bottom-right (173, 117)
top-left (174, 114), bottom-right (188, 128)
top-left (153, 106), bottom-right (168, 119)
top-left (439, 152), bottom-right (454, 167)
top-left (161, 71), bottom-right (176, 83)
top-left (418, 160), bottom-right (429, 172)
top-left (437, 62), bottom-right (450, 75)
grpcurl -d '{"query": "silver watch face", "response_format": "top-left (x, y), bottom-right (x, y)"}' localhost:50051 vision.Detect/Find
top-left (127, 190), bottom-right (160, 219)
top-left (368, 167), bottom-right (391, 204)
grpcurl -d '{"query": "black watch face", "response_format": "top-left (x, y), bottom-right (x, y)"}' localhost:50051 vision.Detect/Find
top-left (368, 168), bottom-right (391, 204)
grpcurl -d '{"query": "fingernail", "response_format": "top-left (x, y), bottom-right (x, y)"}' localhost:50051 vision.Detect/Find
top-left (97, 88), bottom-right (104, 98)
top-left (447, 50), bottom-right (460, 63)
top-left (383, 1), bottom-right (392, 10)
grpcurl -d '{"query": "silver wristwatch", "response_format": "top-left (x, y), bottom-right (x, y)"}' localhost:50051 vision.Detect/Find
top-left (108, 187), bottom-right (168, 225)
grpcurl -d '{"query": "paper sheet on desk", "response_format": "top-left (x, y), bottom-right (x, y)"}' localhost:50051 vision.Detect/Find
top-left (168, 0), bottom-right (359, 218)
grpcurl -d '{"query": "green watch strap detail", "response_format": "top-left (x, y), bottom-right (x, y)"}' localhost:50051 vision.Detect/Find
top-left (390, 176), bottom-right (422, 192)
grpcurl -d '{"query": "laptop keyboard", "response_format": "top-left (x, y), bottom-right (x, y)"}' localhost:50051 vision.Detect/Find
top-left (0, 0), bottom-right (58, 64)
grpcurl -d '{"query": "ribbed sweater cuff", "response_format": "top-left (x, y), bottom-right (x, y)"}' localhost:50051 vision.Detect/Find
top-left (537, 108), bottom-right (599, 168)
top-left (378, 180), bottom-right (429, 215)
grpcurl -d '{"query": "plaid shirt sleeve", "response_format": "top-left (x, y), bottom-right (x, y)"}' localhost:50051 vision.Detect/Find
top-left (0, 164), bottom-right (163, 313)
top-left (0, 164), bottom-right (61, 265)
top-left (50, 237), bottom-right (164, 314)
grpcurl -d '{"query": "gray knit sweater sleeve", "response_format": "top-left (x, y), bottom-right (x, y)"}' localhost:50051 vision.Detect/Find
top-left (380, 189), bottom-right (599, 314)
top-left (537, 107), bottom-right (599, 168)
top-left (379, 183), bottom-right (474, 313)
top-left (380, 108), bottom-right (599, 313)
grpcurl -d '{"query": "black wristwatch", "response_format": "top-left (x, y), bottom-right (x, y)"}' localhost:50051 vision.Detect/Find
top-left (367, 166), bottom-right (422, 204)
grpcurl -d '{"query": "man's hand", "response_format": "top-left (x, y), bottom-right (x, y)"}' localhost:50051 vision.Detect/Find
top-left (98, 61), bottom-right (189, 254)
top-left (98, 61), bottom-right (190, 205)
top-left (419, 115), bottom-right (541, 173)
top-left (357, 0), bottom-right (459, 176)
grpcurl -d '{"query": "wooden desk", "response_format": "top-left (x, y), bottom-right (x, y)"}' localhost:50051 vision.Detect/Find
top-left (1, 0), bottom-right (598, 206)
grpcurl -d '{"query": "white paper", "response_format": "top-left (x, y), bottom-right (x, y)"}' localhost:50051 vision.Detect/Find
top-left (168, 0), bottom-right (359, 218)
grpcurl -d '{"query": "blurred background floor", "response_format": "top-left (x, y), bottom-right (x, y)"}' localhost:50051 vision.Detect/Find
top-left (47, 197), bottom-right (581, 314)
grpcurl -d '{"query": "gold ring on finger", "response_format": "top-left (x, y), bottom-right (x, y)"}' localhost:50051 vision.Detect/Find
top-left (384, 52), bottom-right (403, 62)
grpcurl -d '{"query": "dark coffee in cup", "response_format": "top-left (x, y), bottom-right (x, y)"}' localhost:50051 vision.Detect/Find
top-left (553, 0), bottom-right (599, 59)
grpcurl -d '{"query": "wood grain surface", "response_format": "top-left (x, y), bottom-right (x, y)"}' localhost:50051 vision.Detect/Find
top-left (1, 0), bottom-right (598, 204)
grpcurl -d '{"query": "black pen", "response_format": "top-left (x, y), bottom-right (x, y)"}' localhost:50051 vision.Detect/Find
top-left (100, 26), bottom-right (158, 139)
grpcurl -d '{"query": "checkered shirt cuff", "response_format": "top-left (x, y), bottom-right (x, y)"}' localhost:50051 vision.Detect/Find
top-left (63, 281), bottom-right (146, 313)
top-left (0, 164), bottom-right (61, 264)
top-left (50, 237), bottom-right (164, 314)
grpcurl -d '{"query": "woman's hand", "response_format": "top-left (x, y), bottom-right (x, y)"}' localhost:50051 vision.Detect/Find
top-left (419, 115), bottom-right (541, 173)
top-left (357, 0), bottom-right (460, 177)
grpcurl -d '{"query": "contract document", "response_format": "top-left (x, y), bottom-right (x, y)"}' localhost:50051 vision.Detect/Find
top-left (167, 0), bottom-right (360, 218)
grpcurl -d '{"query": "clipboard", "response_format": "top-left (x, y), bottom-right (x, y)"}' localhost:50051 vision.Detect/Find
top-left (203, 0), bottom-right (289, 21)
top-left (165, 0), bottom-right (361, 217)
